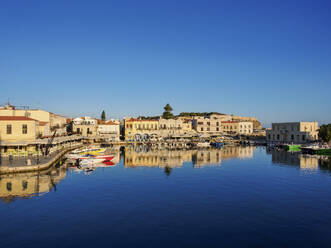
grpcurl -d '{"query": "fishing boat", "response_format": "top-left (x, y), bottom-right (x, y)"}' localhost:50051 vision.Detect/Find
top-left (80, 158), bottom-right (107, 166)
top-left (70, 154), bottom-right (114, 161)
top-left (284, 144), bottom-right (301, 151)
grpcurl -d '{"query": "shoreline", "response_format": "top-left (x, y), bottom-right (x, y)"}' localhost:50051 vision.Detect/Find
top-left (0, 145), bottom-right (82, 175)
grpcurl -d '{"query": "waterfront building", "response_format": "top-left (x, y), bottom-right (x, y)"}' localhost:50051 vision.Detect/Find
top-left (266, 122), bottom-right (318, 143)
top-left (0, 116), bottom-right (38, 143)
top-left (37, 121), bottom-right (50, 138)
top-left (221, 121), bottom-right (253, 135)
top-left (73, 117), bottom-right (98, 137)
top-left (182, 119), bottom-right (193, 132)
top-left (124, 118), bottom-right (159, 141)
top-left (0, 103), bottom-right (67, 131)
top-left (97, 120), bottom-right (120, 142)
top-left (0, 116), bottom-right (40, 156)
top-left (231, 115), bottom-right (262, 130)
top-left (158, 118), bottom-right (194, 137)
top-left (192, 118), bottom-right (223, 134)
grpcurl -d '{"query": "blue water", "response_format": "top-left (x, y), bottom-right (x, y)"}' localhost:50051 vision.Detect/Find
top-left (1, 146), bottom-right (331, 248)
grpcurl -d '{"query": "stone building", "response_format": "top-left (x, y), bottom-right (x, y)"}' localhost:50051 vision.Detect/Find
top-left (192, 118), bottom-right (223, 134)
top-left (221, 121), bottom-right (253, 135)
top-left (266, 122), bottom-right (318, 143)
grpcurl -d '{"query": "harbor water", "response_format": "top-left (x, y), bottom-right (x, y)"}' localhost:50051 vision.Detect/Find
top-left (1, 146), bottom-right (331, 248)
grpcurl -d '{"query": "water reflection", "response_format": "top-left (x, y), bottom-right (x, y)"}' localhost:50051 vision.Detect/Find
top-left (0, 162), bottom-right (68, 203)
top-left (267, 149), bottom-right (330, 171)
top-left (2, 146), bottom-right (330, 203)
top-left (124, 145), bottom-right (256, 168)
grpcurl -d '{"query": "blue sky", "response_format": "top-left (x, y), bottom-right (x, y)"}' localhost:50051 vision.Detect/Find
top-left (1, 0), bottom-right (330, 126)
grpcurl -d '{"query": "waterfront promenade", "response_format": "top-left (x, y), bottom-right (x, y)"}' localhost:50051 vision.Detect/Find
top-left (0, 144), bottom-right (82, 175)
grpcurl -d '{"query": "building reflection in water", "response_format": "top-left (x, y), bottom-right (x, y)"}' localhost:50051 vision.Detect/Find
top-left (267, 149), bottom-right (320, 170)
top-left (0, 163), bottom-right (68, 204)
top-left (0, 146), bottom-right (258, 203)
top-left (124, 146), bottom-right (256, 169)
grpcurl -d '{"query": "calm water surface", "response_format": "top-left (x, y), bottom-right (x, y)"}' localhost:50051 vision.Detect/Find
top-left (1, 146), bottom-right (331, 248)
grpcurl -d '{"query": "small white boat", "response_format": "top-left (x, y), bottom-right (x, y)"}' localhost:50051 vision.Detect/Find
top-left (79, 158), bottom-right (106, 166)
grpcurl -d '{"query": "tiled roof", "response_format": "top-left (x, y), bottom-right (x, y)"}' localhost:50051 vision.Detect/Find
top-left (38, 121), bottom-right (49, 126)
top-left (103, 121), bottom-right (118, 125)
top-left (0, 116), bottom-right (36, 121)
top-left (126, 118), bottom-right (158, 122)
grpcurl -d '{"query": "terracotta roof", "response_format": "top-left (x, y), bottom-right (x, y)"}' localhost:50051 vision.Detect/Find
top-left (126, 118), bottom-right (158, 122)
top-left (0, 116), bottom-right (36, 121)
top-left (38, 121), bottom-right (49, 126)
top-left (96, 119), bottom-right (103, 124)
top-left (103, 121), bottom-right (118, 125)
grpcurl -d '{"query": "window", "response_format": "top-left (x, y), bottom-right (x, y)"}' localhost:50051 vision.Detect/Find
top-left (207, 122), bottom-right (210, 126)
top-left (22, 180), bottom-right (28, 190)
top-left (277, 134), bottom-right (280, 140)
top-left (207, 128), bottom-right (210, 131)
top-left (216, 122), bottom-right (219, 126)
top-left (7, 182), bottom-right (12, 192)
top-left (302, 135), bottom-right (306, 141)
top-left (291, 134), bottom-right (294, 140)
top-left (22, 124), bottom-right (27, 134)
top-left (201, 128), bottom-right (204, 131)
top-left (7, 125), bottom-right (12, 134)
top-left (216, 127), bottom-right (219, 131)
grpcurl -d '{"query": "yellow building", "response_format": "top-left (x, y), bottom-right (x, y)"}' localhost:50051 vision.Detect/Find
top-left (0, 116), bottom-right (39, 156)
top-left (37, 121), bottom-right (50, 138)
top-left (124, 118), bottom-right (159, 141)
top-left (0, 104), bottom-right (66, 129)
top-left (0, 116), bottom-right (38, 143)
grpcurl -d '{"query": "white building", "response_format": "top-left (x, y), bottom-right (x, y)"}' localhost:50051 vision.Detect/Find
top-left (98, 120), bottom-right (120, 142)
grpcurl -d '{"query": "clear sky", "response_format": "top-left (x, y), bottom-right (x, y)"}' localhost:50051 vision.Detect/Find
top-left (1, 0), bottom-right (330, 126)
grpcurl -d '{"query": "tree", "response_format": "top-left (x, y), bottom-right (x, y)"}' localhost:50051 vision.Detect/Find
top-left (319, 124), bottom-right (331, 142)
top-left (101, 110), bottom-right (106, 121)
top-left (162, 104), bottom-right (174, 119)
